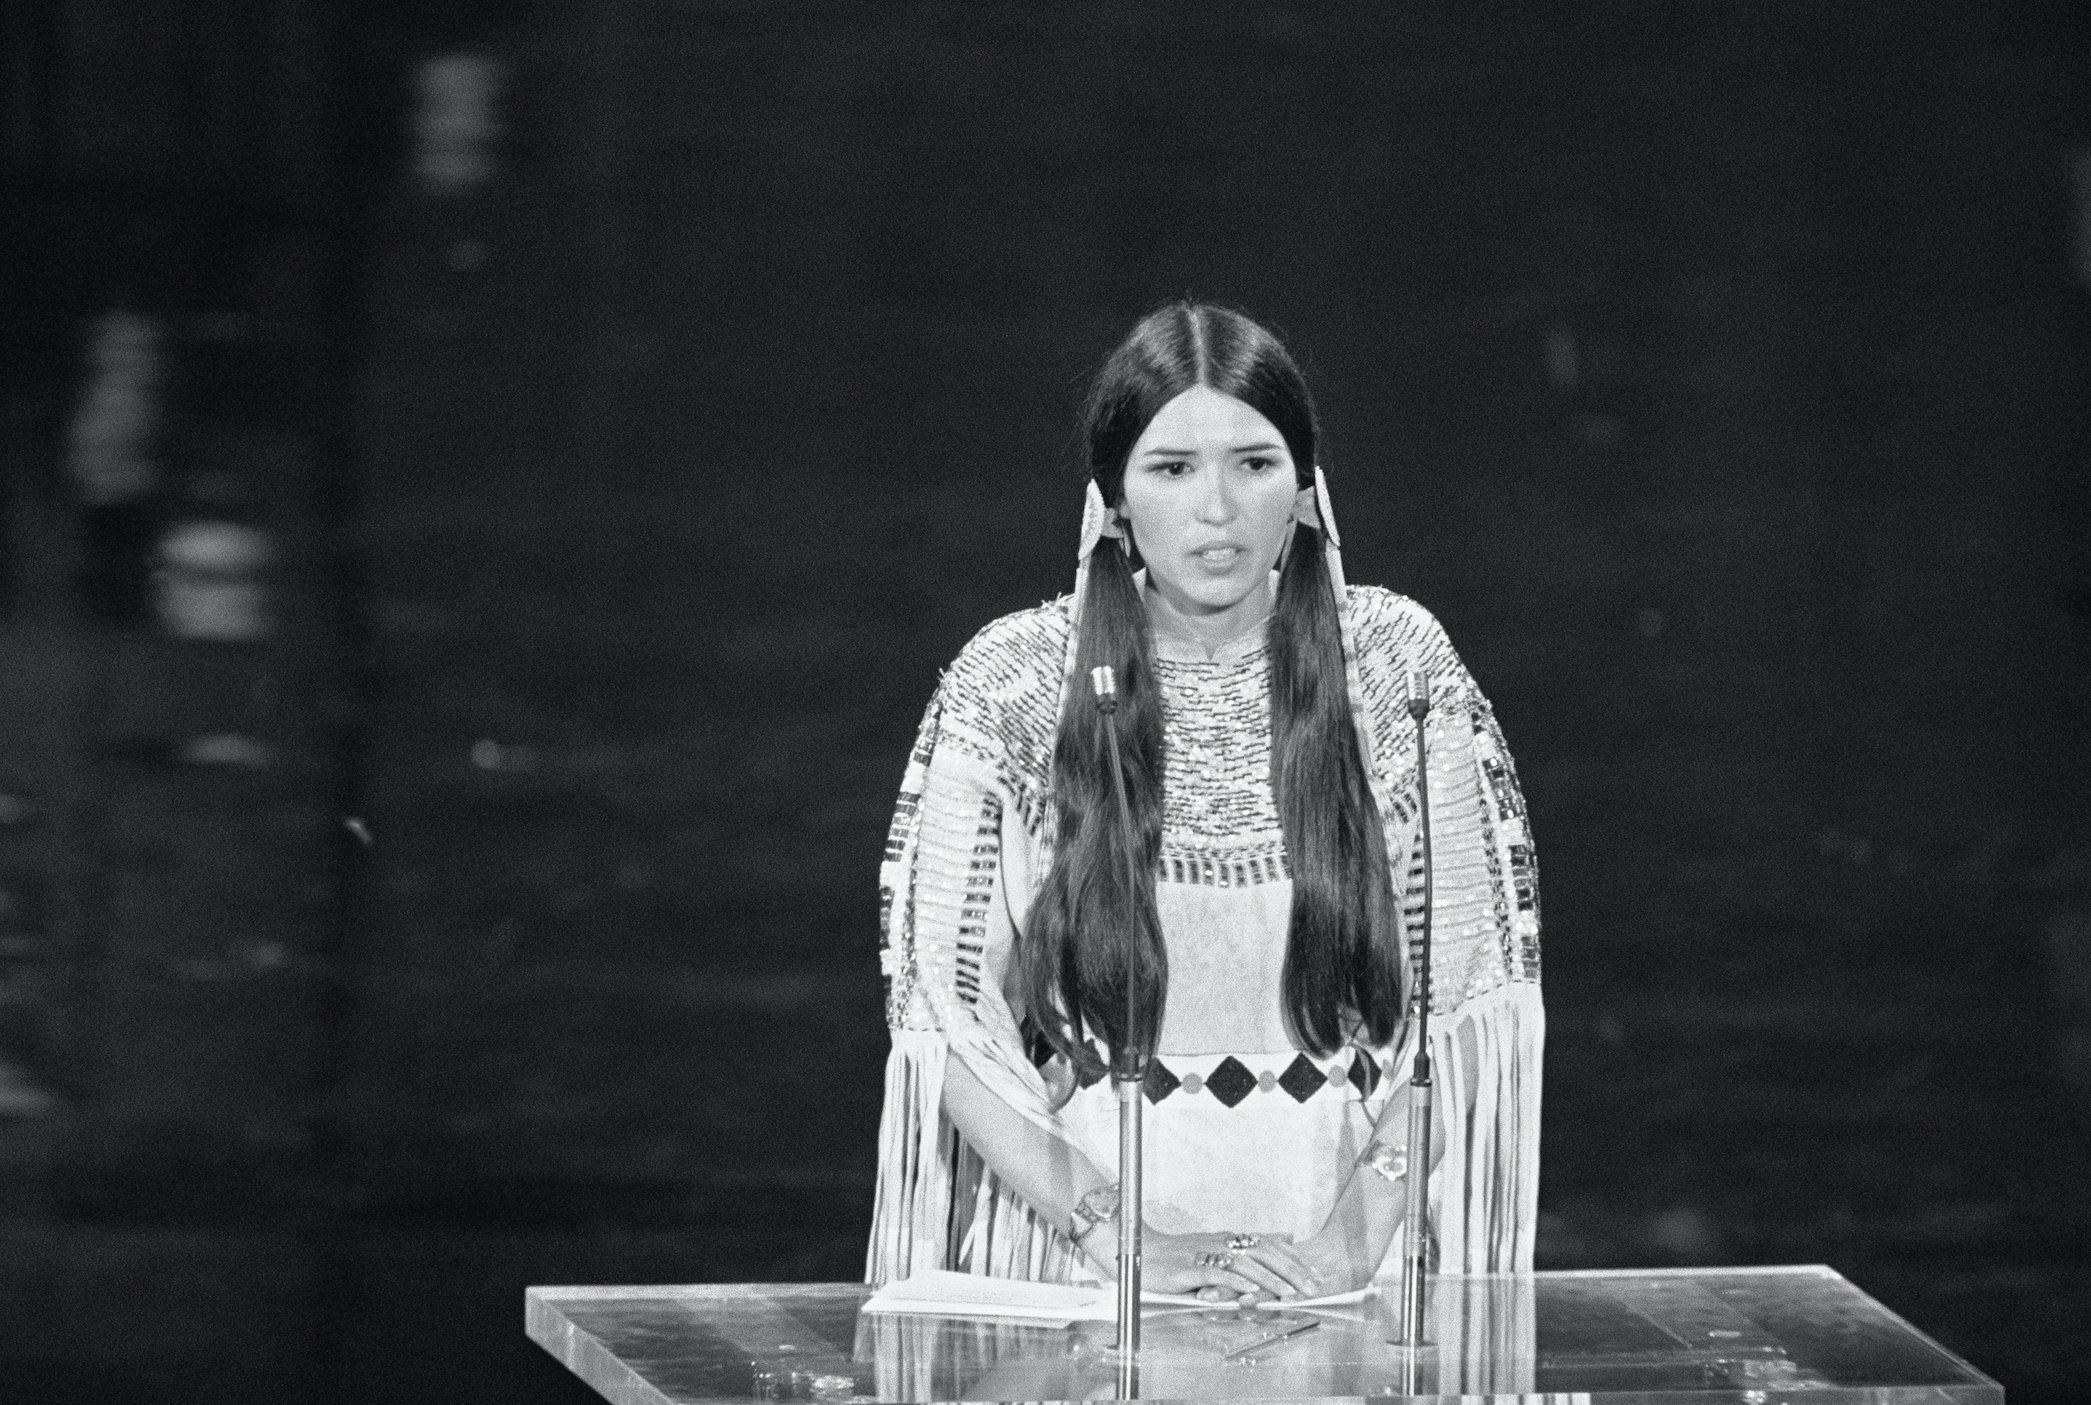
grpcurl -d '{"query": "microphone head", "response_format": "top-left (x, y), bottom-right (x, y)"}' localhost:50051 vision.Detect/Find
top-left (1407, 664), bottom-right (1431, 720)
top-left (1090, 665), bottom-right (1116, 699)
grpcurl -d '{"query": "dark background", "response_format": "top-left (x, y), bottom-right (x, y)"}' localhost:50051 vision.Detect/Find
top-left (3, 1), bottom-right (2089, 1400)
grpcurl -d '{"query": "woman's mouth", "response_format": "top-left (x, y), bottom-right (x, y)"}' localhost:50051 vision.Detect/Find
top-left (1192, 546), bottom-right (1243, 568)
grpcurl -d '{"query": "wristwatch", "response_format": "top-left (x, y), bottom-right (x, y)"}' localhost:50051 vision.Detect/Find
top-left (1068, 1183), bottom-right (1122, 1247)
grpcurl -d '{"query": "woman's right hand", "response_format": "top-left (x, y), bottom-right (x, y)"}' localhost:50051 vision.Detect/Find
top-left (1087, 1229), bottom-right (1327, 1304)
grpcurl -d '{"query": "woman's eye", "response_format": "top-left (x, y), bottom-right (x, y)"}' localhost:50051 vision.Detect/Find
top-left (1242, 456), bottom-right (1277, 473)
top-left (1150, 460), bottom-right (1192, 477)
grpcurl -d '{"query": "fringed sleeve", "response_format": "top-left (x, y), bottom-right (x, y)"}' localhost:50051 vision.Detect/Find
top-left (866, 690), bottom-right (947, 1287)
top-left (1352, 589), bottom-right (1545, 1277)
top-left (866, 606), bottom-right (1095, 1287)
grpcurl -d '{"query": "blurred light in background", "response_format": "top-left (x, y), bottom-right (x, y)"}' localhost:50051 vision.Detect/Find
top-left (413, 53), bottom-right (506, 194)
top-left (155, 519), bottom-right (273, 642)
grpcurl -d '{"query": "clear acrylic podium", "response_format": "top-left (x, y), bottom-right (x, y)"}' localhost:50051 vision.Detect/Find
top-left (527, 1264), bottom-right (2001, 1404)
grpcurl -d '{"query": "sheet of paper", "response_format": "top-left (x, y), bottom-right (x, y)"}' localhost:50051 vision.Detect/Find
top-left (862, 1271), bottom-right (1100, 1321)
top-left (862, 1270), bottom-right (1371, 1324)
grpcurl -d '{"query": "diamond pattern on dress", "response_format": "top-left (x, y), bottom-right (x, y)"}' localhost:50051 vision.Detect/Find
top-left (1204, 1056), bottom-right (1256, 1108)
top-left (1143, 1059), bottom-right (1181, 1104)
top-left (1278, 1053), bottom-right (1328, 1102)
top-left (1347, 1049), bottom-right (1384, 1097)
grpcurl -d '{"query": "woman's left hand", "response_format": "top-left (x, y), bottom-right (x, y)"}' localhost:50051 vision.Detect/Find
top-left (1135, 1229), bottom-right (1325, 1304)
top-left (1284, 1223), bottom-right (1380, 1296)
top-left (1184, 1228), bottom-right (1375, 1306)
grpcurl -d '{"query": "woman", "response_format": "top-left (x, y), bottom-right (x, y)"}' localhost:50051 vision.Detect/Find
top-left (867, 303), bottom-right (1542, 1303)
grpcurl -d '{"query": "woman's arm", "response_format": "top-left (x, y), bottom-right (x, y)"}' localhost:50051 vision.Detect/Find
top-left (1280, 591), bottom-right (1544, 1284)
top-left (876, 668), bottom-right (1167, 1281)
top-left (938, 1054), bottom-right (1112, 1253)
top-left (1298, 1009), bottom-right (1483, 1289)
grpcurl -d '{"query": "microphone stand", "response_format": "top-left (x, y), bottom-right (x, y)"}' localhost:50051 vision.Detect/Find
top-left (1396, 665), bottom-right (1436, 1352)
top-left (1091, 665), bottom-right (1145, 1397)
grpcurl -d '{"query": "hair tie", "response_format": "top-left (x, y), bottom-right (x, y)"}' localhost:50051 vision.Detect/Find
top-left (1312, 465), bottom-right (1341, 549)
top-left (1293, 464), bottom-right (1341, 548)
top-left (1065, 479), bottom-right (1128, 690)
top-left (1077, 479), bottom-right (1126, 562)
top-left (1292, 464), bottom-right (1347, 599)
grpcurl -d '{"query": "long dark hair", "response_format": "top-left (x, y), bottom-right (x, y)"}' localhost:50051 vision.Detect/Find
top-left (1019, 302), bottom-right (1405, 1082)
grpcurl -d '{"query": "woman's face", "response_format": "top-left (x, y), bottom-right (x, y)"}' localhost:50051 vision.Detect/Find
top-left (1117, 385), bottom-right (1310, 629)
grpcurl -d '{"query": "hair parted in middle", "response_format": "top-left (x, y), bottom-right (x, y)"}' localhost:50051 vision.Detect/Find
top-left (1017, 301), bottom-right (1406, 1088)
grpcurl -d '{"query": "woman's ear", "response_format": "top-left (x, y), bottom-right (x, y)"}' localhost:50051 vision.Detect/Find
top-left (1292, 484), bottom-right (1319, 526)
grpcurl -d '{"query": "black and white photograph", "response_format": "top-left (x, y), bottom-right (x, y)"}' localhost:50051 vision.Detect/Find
top-left (2, 2), bottom-right (2087, 1401)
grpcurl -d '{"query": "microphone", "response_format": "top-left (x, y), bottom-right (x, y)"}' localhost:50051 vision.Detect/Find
top-left (1090, 662), bottom-right (1145, 1376)
top-left (1397, 663), bottom-right (1436, 1349)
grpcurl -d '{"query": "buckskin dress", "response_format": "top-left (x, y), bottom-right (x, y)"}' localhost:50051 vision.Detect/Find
top-left (866, 584), bottom-right (1542, 1289)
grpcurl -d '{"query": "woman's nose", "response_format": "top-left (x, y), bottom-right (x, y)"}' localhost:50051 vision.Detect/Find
top-left (1194, 465), bottom-right (1235, 522)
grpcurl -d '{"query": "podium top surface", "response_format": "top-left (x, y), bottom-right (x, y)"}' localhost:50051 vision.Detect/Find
top-left (526, 1264), bottom-right (2000, 1405)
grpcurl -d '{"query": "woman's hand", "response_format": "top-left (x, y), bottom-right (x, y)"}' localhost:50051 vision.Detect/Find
top-left (1288, 1221), bottom-right (1381, 1297)
top-left (1091, 1229), bottom-right (1328, 1305)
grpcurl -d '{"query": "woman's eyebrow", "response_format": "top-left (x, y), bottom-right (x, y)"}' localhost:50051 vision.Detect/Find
top-left (1136, 440), bottom-right (1286, 457)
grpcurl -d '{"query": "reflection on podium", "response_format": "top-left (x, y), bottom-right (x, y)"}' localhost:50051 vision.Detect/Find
top-left (858, 1274), bottom-right (1536, 1402)
top-left (527, 1266), bottom-right (2001, 1403)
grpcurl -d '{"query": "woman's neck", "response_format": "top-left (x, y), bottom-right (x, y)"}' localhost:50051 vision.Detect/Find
top-left (1142, 576), bottom-right (1274, 657)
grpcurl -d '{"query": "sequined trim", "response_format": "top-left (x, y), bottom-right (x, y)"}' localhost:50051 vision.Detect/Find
top-left (1157, 845), bottom-right (1291, 887)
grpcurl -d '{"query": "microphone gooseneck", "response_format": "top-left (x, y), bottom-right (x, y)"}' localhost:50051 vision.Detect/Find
top-left (1090, 664), bottom-right (1144, 1382)
top-left (1398, 662), bottom-right (1436, 1350)
top-left (1089, 665), bottom-right (1146, 1080)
